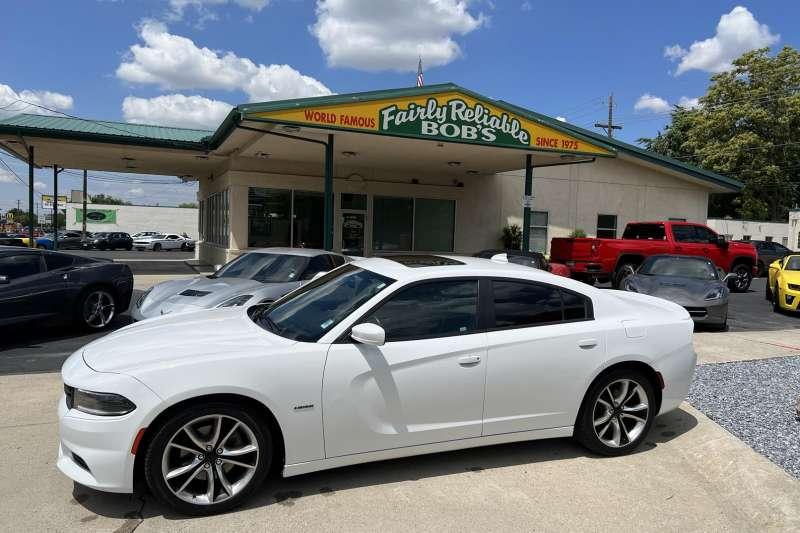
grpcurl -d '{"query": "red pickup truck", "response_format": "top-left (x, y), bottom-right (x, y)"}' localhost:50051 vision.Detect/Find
top-left (550, 221), bottom-right (758, 292)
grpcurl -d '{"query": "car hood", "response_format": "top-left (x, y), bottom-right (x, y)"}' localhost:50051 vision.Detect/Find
top-left (629, 275), bottom-right (725, 305)
top-left (82, 307), bottom-right (295, 374)
top-left (139, 276), bottom-right (300, 316)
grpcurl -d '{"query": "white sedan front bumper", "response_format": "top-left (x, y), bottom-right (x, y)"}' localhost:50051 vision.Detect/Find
top-left (57, 354), bottom-right (163, 493)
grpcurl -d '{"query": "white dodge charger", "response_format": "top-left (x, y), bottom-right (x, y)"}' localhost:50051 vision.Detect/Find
top-left (57, 255), bottom-right (696, 515)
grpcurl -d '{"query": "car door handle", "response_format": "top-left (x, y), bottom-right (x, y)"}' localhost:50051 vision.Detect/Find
top-left (458, 355), bottom-right (482, 366)
top-left (578, 338), bottom-right (598, 349)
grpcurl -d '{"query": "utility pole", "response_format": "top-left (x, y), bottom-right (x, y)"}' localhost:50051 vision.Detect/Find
top-left (594, 93), bottom-right (622, 138)
top-left (82, 170), bottom-right (87, 241)
top-left (27, 146), bottom-right (34, 246)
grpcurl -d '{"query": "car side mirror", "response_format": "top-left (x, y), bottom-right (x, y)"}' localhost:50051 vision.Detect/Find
top-left (0, 275), bottom-right (8, 285)
top-left (311, 271), bottom-right (327, 281)
top-left (723, 273), bottom-right (737, 283)
top-left (214, 264), bottom-right (222, 271)
top-left (351, 323), bottom-right (385, 346)
top-left (716, 235), bottom-right (728, 247)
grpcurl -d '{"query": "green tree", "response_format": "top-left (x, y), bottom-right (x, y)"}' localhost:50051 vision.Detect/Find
top-left (90, 193), bottom-right (131, 205)
top-left (177, 202), bottom-right (198, 208)
top-left (639, 46), bottom-right (800, 220)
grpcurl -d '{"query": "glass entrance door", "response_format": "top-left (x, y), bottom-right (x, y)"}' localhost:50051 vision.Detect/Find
top-left (341, 212), bottom-right (365, 256)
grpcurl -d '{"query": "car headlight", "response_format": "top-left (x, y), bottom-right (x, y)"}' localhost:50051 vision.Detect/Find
top-left (70, 387), bottom-right (136, 416)
top-left (788, 283), bottom-right (800, 291)
top-left (136, 287), bottom-right (153, 308)
top-left (704, 288), bottom-right (724, 300)
top-left (624, 280), bottom-right (638, 292)
top-left (217, 294), bottom-right (253, 307)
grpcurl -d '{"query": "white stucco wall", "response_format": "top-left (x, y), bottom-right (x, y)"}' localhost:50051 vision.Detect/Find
top-left (707, 218), bottom-right (790, 247)
top-left (196, 152), bottom-right (721, 264)
top-left (496, 155), bottom-right (711, 252)
top-left (66, 203), bottom-right (198, 237)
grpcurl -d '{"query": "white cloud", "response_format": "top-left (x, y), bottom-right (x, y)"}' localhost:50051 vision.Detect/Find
top-left (0, 169), bottom-right (17, 184)
top-left (166, 0), bottom-right (269, 23)
top-left (116, 20), bottom-right (331, 102)
top-left (555, 116), bottom-right (566, 122)
top-left (677, 96), bottom-right (700, 109)
top-left (634, 93), bottom-right (671, 114)
top-left (122, 94), bottom-right (233, 129)
top-left (127, 187), bottom-right (145, 196)
top-left (663, 44), bottom-right (686, 61)
top-left (310, 0), bottom-right (486, 72)
top-left (520, 1), bottom-right (532, 11)
top-left (666, 6), bottom-right (779, 75)
top-left (0, 83), bottom-right (74, 118)
top-left (33, 181), bottom-right (47, 191)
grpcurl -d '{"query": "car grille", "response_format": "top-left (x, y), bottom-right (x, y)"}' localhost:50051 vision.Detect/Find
top-left (64, 384), bottom-right (74, 409)
top-left (684, 306), bottom-right (708, 318)
top-left (179, 289), bottom-right (211, 297)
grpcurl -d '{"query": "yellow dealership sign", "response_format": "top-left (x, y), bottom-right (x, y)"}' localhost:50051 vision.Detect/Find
top-left (248, 90), bottom-right (614, 156)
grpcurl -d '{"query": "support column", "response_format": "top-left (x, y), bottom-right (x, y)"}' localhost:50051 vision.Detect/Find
top-left (27, 146), bottom-right (34, 247)
top-left (521, 154), bottom-right (533, 252)
top-left (53, 165), bottom-right (59, 249)
top-left (82, 170), bottom-right (87, 240)
top-left (323, 134), bottom-right (334, 251)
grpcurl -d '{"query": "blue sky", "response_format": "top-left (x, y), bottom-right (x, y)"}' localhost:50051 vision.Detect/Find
top-left (1, 0), bottom-right (796, 210)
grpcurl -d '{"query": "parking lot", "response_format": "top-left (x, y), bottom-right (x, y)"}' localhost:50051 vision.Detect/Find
top-left (2, 261), bottom-right (800, 531)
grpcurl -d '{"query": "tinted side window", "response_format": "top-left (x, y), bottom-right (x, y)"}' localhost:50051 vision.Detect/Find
top-left (302, 255), bottom-right (334, 280)
top-left (562, 290), bottom-right (589, 320)
top-left (671, 225), bottom-right (694, 242)
top-left (0, 253), bottom-right (42, 280)
top-left (493, 281), bottom-right (562, 327)
top-left (44, 253), bottom-right (74, 270)
top-left (330, 254), bottom-right (346, 267)
top-left (365, 280), bottom-right (478, 341)
top-left (692, 226), bottom-right (716, 243)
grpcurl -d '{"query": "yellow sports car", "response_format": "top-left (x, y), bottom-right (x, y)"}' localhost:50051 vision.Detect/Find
top-left (767, 254), bottom-right (800, 312)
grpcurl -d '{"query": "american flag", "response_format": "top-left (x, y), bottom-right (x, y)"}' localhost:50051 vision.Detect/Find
top-left (416, 57), bottom-right (424, 87)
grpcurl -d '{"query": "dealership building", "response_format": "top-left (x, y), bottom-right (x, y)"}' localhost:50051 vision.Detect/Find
top-left (0, 84), bottom-right (741, 265)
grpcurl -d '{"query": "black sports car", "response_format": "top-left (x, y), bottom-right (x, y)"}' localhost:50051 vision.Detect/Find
top-left (87, 232), bottom-right (133, 251)
top-left (0, 246), bottom-right (133, 330)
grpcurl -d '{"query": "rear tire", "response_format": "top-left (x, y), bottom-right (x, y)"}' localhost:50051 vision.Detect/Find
top-left (575, 369), bottom-right (656, 456)
top-left (144, 402), bottom-right (272, 516)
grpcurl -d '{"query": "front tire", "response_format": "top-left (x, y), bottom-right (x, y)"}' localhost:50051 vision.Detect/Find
top-left (144, 402), bottom-right (272, 516)
top-left (153, 243), bottom-right (162, 251)
top-left (612, 262), bottom-right (637, 289)
top-left (728, 263), bottom-right (752, 292)
top-left (575, 369), bottom-right (656, 456)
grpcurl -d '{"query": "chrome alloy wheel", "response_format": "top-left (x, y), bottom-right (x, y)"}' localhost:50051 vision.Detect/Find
top-left (162, 414), bottom-right (259, 506)
top-left (82, 290), bottom-right (115, 328)
top-left (592, 379), bottom-right (649, 448)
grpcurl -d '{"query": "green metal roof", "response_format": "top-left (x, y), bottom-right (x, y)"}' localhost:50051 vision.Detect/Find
top-left (0, 84), bottom-right (743, 192)
top-left (0, 113), bottom-right (211, 149)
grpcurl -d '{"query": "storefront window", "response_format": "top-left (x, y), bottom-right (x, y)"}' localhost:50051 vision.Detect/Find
top-left (373, 197), bottom-right (413, 252)
top-left (249, 188), bottom-right (291, 247)
top-left (530, 211), bottom-right (548, 253)
top-left (200, 189), bottom-right (229, 247)
top-left (248, 188), bottom-right (323, 248)
top-left (341, 193), bottom-right (367, 210)
top-left (414, 198), bottom-right (455, 251)
top-left (293, 191), bottom-right (324, 248)
top-left (373, 196), bottom-right (455, 252)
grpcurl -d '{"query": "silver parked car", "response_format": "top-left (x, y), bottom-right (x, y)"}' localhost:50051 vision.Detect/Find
top-left (622, 254), bottom-right (734, 329)
top-left (132, 248), bottom-right (350, 320)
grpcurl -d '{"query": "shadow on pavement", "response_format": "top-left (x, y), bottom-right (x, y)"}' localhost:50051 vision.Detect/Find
top-left (74, 408), bottom-right (698, 522)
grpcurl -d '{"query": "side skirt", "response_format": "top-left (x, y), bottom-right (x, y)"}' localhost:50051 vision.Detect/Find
top-left (282, 426), bottom-right (574, 478)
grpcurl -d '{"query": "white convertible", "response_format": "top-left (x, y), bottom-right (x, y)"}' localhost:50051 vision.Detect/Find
top-left (58, 255), bottom-right (696, 515)
top-left (133, 233), bottom-right (195, 251)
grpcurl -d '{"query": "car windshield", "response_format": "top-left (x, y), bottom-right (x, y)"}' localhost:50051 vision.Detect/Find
top-left (639, 256), bottom-right (717, 280)
top-left (785, 256), bottom-right (800, 271)
top-left (252, 264), bottom-right (395, 342)
top-left (213, 252), bottom-right (311, 283)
